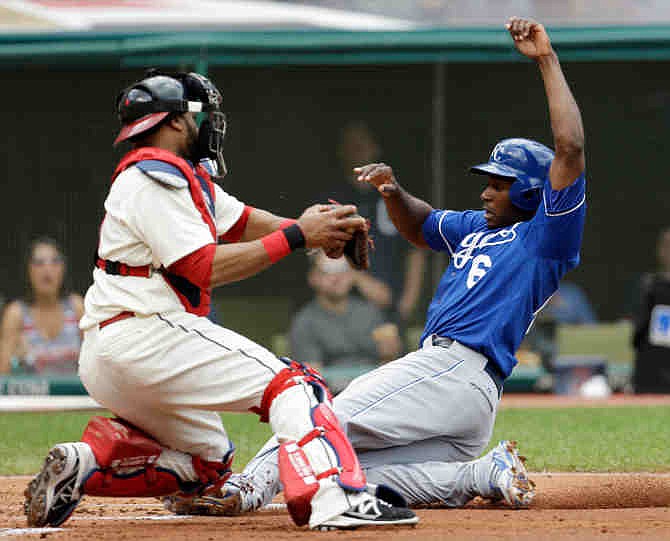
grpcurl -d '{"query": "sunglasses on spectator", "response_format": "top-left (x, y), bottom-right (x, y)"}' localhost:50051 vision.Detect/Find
top-left (30, 256), bottom-right (64, 266)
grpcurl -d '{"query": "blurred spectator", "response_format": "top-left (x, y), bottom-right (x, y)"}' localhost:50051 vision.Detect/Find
top-left (522, 280), bottom-right (597, 371)
top-left (543, 281), bottom-right (597, 325)
top-left (0, 237), bottom-right (84, 375)
top-left (631, 227), bottom-right (670, 393)
top-left (290, 250), bottom-right (402, 391)
top-left (323, 121), bottom-right (426, 328)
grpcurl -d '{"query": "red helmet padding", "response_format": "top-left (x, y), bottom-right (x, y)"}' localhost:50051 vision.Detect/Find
top-left (114, 112), bottom-right (169, 145)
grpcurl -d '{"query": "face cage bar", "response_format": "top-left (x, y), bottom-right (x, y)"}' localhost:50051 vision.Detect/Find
top-left (207, 111), bottom-right (228, 178)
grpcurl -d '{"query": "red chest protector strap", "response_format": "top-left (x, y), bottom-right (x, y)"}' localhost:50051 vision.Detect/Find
top-left (112, 147), bottom-right (217, 238)
top-left (105, 148), bottom-right (218, 316)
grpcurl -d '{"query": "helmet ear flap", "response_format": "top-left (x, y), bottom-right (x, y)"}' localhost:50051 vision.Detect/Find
top-left (509, 175), bottom-right (543, 212)
top-left (472, 138), bottom-right (553, 213)
top-left (181, 72), bottom-right (223, 109)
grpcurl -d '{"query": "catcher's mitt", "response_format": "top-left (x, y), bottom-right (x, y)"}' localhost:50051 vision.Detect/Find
top-left (327, 199), bottom-right (373, 270)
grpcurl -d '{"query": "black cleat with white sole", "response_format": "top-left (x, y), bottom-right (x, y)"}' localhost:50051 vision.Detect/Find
top-left (314, 493), bottom-right (418, 530)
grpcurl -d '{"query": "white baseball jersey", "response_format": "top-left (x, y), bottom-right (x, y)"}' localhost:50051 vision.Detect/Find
top-left (76, 154), bottom-right (367, 524)
top-left (80, 164), bottom-right (244, 329)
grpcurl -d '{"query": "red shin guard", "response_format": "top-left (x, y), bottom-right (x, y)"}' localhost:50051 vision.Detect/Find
top-left (278, 404), bottom-right (366, 526)
top-left (311, 404), bottom-right (365, 492)
top-left (82, 417), bottom-right (179, 497)
top-left (81, 417), bottom-right (232, 498)
top-left (253, 360), bottom-right (333, 422)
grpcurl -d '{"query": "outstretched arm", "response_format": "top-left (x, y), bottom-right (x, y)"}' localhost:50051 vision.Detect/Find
top-left (210, 204), bottom-right (365, 286)
top-left (508, 17), bottom-right (585, 190)
top-left (353, 163), bottom-right (433, 248)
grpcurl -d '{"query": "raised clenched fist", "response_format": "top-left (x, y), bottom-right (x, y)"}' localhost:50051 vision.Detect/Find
top-left (506, 17), bottom-right (553, 60)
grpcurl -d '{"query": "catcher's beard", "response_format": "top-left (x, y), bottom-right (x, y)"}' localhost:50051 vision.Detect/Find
top-left (182, 119), bottom-right (200, 163)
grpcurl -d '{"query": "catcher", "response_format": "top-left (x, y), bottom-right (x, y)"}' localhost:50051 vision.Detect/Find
top-left (23, 70), bottom-right (417, 530)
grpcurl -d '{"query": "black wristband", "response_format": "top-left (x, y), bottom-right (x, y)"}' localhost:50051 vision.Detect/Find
top-left (282, 223), bottom-right (306, 250)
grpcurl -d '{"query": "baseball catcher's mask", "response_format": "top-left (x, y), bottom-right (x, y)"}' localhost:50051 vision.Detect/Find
top-left (470, 138), bottom-right (554, 212)
top-left (115, 70), bottom-right (228, 177)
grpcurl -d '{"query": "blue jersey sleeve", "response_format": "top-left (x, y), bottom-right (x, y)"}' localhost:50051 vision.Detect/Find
top-left (422, 209), bottom-right (486, 254)
top-left (528, 173), bottom-right (586, 263)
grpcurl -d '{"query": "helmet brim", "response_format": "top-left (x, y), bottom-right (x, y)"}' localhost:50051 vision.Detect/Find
top-left (114, 112), bottom-right (170, 146)
top-left (470, 162), bottom-right (519, 180)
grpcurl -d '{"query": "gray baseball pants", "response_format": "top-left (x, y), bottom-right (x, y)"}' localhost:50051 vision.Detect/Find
top-left (245, 339), bottom-right (502, 506)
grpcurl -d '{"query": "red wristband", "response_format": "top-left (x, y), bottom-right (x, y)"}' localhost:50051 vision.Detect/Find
top-left (279, 218), bottom-right (298, 229)
top-left (261, 230), bottom-right (291, 263)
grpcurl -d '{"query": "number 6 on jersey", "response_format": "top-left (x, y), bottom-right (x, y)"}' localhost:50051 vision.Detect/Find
top-left (467, 255), bottom-right (492, 289)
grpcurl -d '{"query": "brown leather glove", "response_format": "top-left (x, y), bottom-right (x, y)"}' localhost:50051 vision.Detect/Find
top-left (325, 199), bottom-right (373, 270)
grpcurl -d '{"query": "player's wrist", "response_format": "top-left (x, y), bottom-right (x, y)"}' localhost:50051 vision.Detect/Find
top-left (261, 224), bottom-right (305, 263)
top-left (536, 49), bottom-right (558, 67)
top-left (279, 218), bottom-right (298, 229)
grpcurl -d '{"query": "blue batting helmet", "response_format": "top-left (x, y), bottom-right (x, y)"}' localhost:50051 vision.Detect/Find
top-left (470, 138), bottom-right (554, 212)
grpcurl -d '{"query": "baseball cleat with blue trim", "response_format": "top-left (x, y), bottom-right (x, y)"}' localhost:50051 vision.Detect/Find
top-left (487, 440), bottom-right (536, 507)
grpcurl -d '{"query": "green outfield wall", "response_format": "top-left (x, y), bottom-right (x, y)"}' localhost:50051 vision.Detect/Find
top-left (0, 28), bottom-right (667, 322)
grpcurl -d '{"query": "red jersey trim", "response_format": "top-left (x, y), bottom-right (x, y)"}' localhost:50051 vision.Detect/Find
top-left (167, 244), bottom-right (216, 290)
top-left (219, 205), bottom-right (254, 243)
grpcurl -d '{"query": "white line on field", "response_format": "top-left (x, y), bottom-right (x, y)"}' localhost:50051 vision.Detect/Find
top-left (261, 503), bottom-right (287, 511)
top-left (81, 502), bottom-right (287, 511)
top-left (84, 503), bottom-right (164, 507)
top-left (0, 527), bottom-right (63, 537)
top-left (72, 515), bottom-right (193, 521)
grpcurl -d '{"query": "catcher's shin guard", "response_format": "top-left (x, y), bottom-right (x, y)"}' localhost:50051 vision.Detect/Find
top-left (278, 403), bottom-right (366, 525)
top-left (257, 363), bottom-right (364, 527)
top-left (81, 416), bottom-right (233, 497)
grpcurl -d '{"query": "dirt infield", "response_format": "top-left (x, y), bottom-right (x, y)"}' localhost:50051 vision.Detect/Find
top-left (2, 395), bottom-right (668, 539)
top-left (2, 473), bottom-right (669, 540)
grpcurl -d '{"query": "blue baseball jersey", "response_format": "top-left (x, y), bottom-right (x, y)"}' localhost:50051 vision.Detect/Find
top-left (420, 174), bottom-right (586, 378)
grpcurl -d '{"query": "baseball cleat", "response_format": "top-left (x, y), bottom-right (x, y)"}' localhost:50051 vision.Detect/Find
top-left (163, 482), bottom-right (242, 516)
top-left (487, 440), bottom-right (536, 507)
top-left (313, 493), bottom-right (418, 530)
top-left (163, 472), bottom-right (272, 516)
top-left (24, 443), bottom-right (95, 527)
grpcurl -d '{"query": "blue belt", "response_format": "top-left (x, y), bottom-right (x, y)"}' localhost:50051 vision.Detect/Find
top-left (431, 336), bottom-right (504, 395)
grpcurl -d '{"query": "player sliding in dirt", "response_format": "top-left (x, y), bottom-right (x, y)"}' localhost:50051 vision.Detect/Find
top-left (166, 16), bottom-right (587, 516)
top-left (23, 70), bottom-right (418, 531)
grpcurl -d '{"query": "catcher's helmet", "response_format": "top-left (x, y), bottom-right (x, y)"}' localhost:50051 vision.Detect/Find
top-left (470, 138), bottom-right (554, 212)
top-left (115, 70), bottom-right (227, 176)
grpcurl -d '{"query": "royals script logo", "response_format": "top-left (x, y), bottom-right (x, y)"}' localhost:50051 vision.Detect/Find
top-left (452, 224), bottom-right (520, 289)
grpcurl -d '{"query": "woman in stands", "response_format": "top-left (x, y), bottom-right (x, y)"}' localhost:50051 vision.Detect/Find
top-left (0, 237), bottom-right (83, 374)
